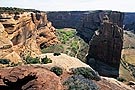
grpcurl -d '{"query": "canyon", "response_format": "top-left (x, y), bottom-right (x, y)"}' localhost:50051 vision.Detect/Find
top-left (0, 7), bottom-right (135, 90)
top-left (47, 11), bottom-right (124, 77)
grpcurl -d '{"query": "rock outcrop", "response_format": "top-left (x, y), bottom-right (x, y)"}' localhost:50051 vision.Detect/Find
top-left (0, 12), bottom-right (59, 63)
top-left (0, 66), bottom-right (63, 90)
top-left (86, 13), bottom-right (123, 77)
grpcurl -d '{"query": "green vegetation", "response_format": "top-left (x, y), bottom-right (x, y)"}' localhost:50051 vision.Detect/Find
top-left (53, 52), bottom-right (61, 56)
top-left (41, 28), bottom-right (89, 62)
top-left (57, 29), bottom-right (75, 44)
top-left (41, 56), bottom-right (52, 64)
top-left (25, 55), bottom-right (52, 64)
top-left (25, 56), bottom-right (40, 64)
top-left (50, 66), bottom-right (63, 76)
top-left (72, 67), bottom-right (101, 81)
top-left (0, 59), bottom-right (10, 64)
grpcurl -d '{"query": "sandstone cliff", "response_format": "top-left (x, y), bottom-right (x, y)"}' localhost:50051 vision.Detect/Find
top-left (0, 12), bottom-right (59, 63)
top-left (86, 13), bottom-right (123, 78)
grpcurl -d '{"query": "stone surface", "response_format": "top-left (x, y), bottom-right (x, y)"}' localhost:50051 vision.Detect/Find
top-left (0, 12), bottom-right (59, 63)
top-left (0, 65), bottom-right (63, 90)
top-left (39, 53), bottom-right (92, 71)
top-left (86, 14), bottom-right (123, 78)
top-left (95, 76), bottom-right (134, 90)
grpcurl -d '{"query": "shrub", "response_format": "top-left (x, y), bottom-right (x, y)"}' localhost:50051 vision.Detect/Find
top-left (71, 67), bottom-right (101, 81)
top-left (53, 53), bottom-right (61, 56)
top-left (41, 56), bottom-right (52, 64)
top-left (50, 66), bottom-right (63, 76)
top-left (0, 59), bottom-right (10, 64)
top-left (25, 56), bottom-right (40, 64)
top-left (117, 77), bottom-right (127, 82)
top-left (63, 75), bottom-right (99, 90)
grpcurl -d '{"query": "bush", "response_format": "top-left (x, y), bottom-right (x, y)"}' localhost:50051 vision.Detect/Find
top-left (53, 53), bottom-right (61, 56)
top-left (0, 59), bottom-right (10, 64)
top-left (25, 56), bottom-right (40, 64)
top-left (117, 77), bottom-right (127, 82)
top-left (63, 75), bottom-right (99, 90)
top-left (50, 66), bottom-right (63, 76)
top-left (41, 56), bottom-right (52, 64)
top-left (71, 67), bottom-right (101, 81)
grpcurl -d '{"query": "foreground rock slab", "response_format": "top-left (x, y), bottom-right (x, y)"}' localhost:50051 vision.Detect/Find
top-left (0, 65), bottom-right (63, 90)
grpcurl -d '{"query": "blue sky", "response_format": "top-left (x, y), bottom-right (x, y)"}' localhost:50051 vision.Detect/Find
top-left (0, 0), bottom-right (135, 12)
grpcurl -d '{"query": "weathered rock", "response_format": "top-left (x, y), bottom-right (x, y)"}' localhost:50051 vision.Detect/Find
top-left (0, 12), bottom-right (59, 63)
top-left (95, 77), bottom-right (134, 90)
top-left (86, 14), bottom-right (123, 77)
top-left (0, 66), bottom-right (63, 90)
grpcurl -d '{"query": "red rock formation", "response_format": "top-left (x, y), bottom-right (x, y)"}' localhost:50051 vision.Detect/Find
top-left (0, 66), bottom-right (63, 90)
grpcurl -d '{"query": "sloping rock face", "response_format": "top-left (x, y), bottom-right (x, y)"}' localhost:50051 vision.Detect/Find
top-left (47, 11), bottom-right (124, 42)
top-left (96, 77), bottom-right (133, 90)
top-left (0, 12), bottom-right (59, 63)
top-left (0, 66), bottom-right (62, 90)
top-left (86, 13), bottom-right (123, 78)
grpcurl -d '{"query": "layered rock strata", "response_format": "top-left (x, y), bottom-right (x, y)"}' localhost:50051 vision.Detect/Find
top-left (0, 12), bottom-right (59, 63)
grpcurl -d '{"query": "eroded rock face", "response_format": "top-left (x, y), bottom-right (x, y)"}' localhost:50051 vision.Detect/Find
top-left (0, 66), bottom-right (63, 90)
top-left (86, 14), bottom-right (123, 77)
top-left (0, 12), bottom-right (59, 63)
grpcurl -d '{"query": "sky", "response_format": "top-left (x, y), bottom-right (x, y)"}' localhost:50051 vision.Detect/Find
top-left (0, 0), bottom-right (135, 12)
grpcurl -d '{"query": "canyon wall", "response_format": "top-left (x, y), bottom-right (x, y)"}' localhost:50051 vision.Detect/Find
top-left (0, 12), bottom-right (59, 63)
top-left (47, 10), bottom-right (124, 42)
